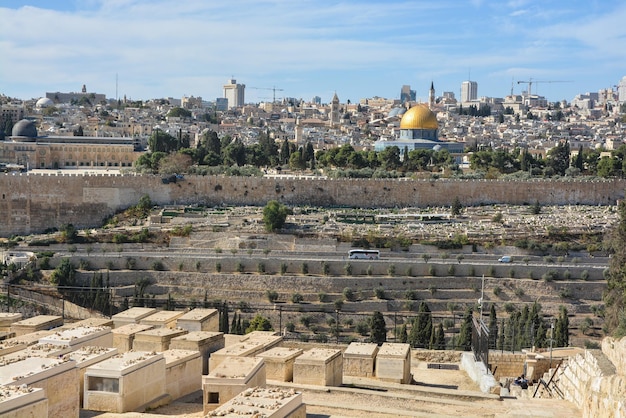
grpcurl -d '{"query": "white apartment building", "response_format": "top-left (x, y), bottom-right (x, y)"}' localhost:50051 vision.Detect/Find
top-left (461, 81), bottom-right (478, 103)
top-left (223, 79), bottom-right (245, 109)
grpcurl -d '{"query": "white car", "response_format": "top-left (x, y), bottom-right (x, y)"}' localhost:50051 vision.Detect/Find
top-left (498, 256), bottom-right (512, 263)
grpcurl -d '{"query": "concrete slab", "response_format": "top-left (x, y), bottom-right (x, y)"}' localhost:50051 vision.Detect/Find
top-left (132, 327), bottom-right (188, 352)
top-left (0, 385), bottom-right (47, 418)
top-left (111, 307), bottom-right (157, 328)
top-left (170, 331), bottom-right (224, 375)
top-left (206, 387), bottom-right (305, 418)
top-left (257, 347), bottom-right (303, 382)
top-left (176, 308), bottom-right (219, 332)
top-left (162, 349), bottom-right (202, 400)
top-left (293, 348), bottom-right (343, 387)
top-left (343, 342), bottom-right (379, 378)
top-left (140, 310), bottom-right (185, 329)
top-left (9, 315), bottom-right (63, 336)
top-left (111, 323), bottom-right (154, 353)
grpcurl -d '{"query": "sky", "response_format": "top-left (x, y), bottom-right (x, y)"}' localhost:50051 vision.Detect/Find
top-left (1, 0), bottom-right (626, 104)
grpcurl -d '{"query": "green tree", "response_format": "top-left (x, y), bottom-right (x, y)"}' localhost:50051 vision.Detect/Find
top-left (148, 130), bottom-right (179, 153)
top-left (605, 200), bottom-right (626, 336)
top-left (220, 302), bottom-right (229, 333)
top-left (546, 141), bottom-right (570, 176)
top-left (456, 307), bottom-right (473, 350)
top-left (369, 311), bottom-right (387, 344)
top-left (246, 314), bottom-right (273, 333)
top-left (488, 304), bottom-right (498, 349)
top-left (432, 323), bottom-right (446, 350)
top-left (451, 197), bottom-right (463, 216)
top-left (398, 324), bottom-right (408, 343)
top-left (50, 258), bottom-right (76, 286)
top-left (262, 200), bottom-right (289, 232)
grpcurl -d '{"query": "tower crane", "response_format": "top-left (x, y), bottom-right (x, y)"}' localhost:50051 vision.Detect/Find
top-left (249, 86), bottom-right (284, 103)
top-left (516, 79), bottom-right (572, 98)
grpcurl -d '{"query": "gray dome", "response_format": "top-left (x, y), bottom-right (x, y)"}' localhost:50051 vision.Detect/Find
top-left (388, 107), bottom-right (407, 118)
top-left (12, 119), bottom-right (38, 138)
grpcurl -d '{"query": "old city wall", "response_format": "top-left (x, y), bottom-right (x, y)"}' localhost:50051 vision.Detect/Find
top-left (1, 172), bottom-right (625, 236)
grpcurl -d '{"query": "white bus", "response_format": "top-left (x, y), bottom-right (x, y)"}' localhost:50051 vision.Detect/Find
top-left (348, 249), bottom-right (380, 260)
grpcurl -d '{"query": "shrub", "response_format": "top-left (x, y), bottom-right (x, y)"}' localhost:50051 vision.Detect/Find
top-left (300, 315), bottom-right (312, 328)
top-left (344, 263), bottom-right (353, 275)
top-left (321, 261), bottom-right (330, 275)
top-left (559, 288), bottom-right (572, 299)
top-left (374, 286), bottom-right (386, 299)
top-left (493, 286), bottom-right (502, 296)
top-left (387, 264), bottom-right (396, 276)
top-left (428, 265), bottom-right (437, 276)
top-left (404, 266), bottom-right (412, 276)
top-left (214, 247), bottom-right (222, 253)
top-left (301, 263), bottom-right (308, 274)
top-left (487, 266), bottom-right (495, 277)
top-left (523, 256), bottom-right (530, 265)
top-left (318, 292), bottom-right (328, 302)
top-left (343, 287), bottom-right (356, 302)
top-left (285, 322), bottom-right (296, 332)
top-left (151, 260), bottom-right (164, 271)
top-left (508, 269), bottom-right (515, 278)
top-left (106, 261), bottom-right (115, 270)
top-left (257, 262), bottom-right (265, 273)
top-left (355, 320), bottom-right (369, 336)
top-left (195, 260), bottom-right (201, 271)
top-left (78, 259), bottom-right (90, 270)
top-left (581, 270), bottom-right (590, 281)
top-left (178, 262), bottom-right (184, 271)
top-left (456, 254), bottom-right (465, 263)
top-left (405, 289), bottom-right (418, 300)
top-left (468, 266), bottom-right (475, 277)
top-left (314, 333), bottom-right (329, 343)
top-left (503, 302), bottom-right (515, 313)
top-left (291, 292), bottom-right (304, 303)
top-left (279, 263), bottom-right (288, 275)
top-left (334, 299), bottom-right (344, 310)
top-left (126, 257), bottom-right (137, 270)
top-left (422, 254), bottom-right (431, 263)
top-left (367, 265), bottom-right (374, 276)
top-left (542, 270), bottom-right (558, 282)
top-left (562, 269), bottom-right (571, 280)
top-left (448, 264), bottom-right (455, 275)
top-left (266, 290), bottom-right (279, 303)
top-left (236, 262), bottom-right (244, 273)
top-left (514, 288), bottom-right (525, 297)
top-left (215, 262), bottom-right (221, 272)
top-left (544, 255), bottom-right (554, 263)
top-left (443, 318), bottom-right (455, 329)
top-left (428, 284), bottom-right (437, 295)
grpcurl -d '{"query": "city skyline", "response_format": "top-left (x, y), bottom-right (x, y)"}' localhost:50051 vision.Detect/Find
top-left (1, 0), bottom-right (625, 104)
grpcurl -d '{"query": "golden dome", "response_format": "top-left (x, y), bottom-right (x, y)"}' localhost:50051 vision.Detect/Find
top-left (399, 105), bottom-right (438, 130)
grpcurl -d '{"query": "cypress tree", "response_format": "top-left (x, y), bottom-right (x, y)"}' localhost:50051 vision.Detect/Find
top-left (398, 324), bottom-right (408, 343)
top-left (457, 307), bottom-right (473, 351)
top-left (230, 312), bottom-right (238, 334)
top-left (220, 302), bottom-right (230, 333)
top-left (369, 311), bottom-right (387, 344)
top-left (435, 323), bottom-right (446, 350)
top-left (488, 304), bottom-right (498, 349)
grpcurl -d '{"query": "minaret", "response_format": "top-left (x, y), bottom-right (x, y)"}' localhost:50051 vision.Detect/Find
top-left (429, 81), bottom-right (435, 110)
top-left (330, 92), bottom-right (340, 127)
top-left (295, 116), bottom-right (303, 145)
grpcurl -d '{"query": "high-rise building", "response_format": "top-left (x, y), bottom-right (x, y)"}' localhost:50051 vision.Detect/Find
top-left (400, 85), bottom-right (416, 103)
top-left (618, 76), bottom-right (626, 103)
top-left (223, 78), bottom-right (245, 109)
top-left (461, 81), bottom-right (478, 103)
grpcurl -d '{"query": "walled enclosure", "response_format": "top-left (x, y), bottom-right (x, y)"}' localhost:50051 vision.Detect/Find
top-left (1, 172), bottom-right (624, 236)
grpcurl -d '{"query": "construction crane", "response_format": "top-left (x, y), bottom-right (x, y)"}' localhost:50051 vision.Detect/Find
top-left (516, 79), bottom-right (572, 98)
top-left (249, 86), bottom-right (284, 103)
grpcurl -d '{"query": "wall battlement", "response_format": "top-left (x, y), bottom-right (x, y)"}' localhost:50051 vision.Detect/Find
top-left (1, 173), bottom-right (625, 236)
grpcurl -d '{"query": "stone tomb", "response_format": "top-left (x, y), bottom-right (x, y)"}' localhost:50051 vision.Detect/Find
top-left (202, 356), bottom-right (266, 413)
top-left (293, 348), bottom-right (343, 387)
top-left (0, 385), bottom-right (48, 418)
top-left (170, 331), bottom-right (225, 375)
top-left (375, 343), bottom-right (412, 384)
top-left (0, 312), bottom-right (22, 332)
top-left (140, 310), bottom-right (185, 329)
top-left (0, 342), bottom-right (73, 362)
top-left (176, 308), bottom-right (219, 332)
top-left (9, 315), bottom-right (63, 337)
top-left (111, 323), bottom-right (154, 353)
top-left (209, 339), bottom-right (266, 372)
top-left (162, 349), bottom-right (202, 401)
top-left (343, 342), bottom-right (379, 378)
top-left (257, 347), bottom-right (303, 382)
top-left (0, 356), bottom-right (79, 418)
top-left (68, 346), bottom-right (119, 407)
top-left (207, 387), bottom-right (306, 418)
top-left (83, 351), bottom-right (166, 413)
top-left (39, 325), bottom-right (113, 351)
top-left (132, 327), bottom-right (187, 352)
top-left (59, 317), bottom-right (114, 330)
top-left (111, 307), bottom-right (157, 328)
top-left (0, 330), bottom-right (56, 357)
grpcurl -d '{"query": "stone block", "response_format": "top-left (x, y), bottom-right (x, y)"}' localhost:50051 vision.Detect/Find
top-left (209, 339), bottom-right (266, 372)
top-left (111, 323), bottom-right (154, 353)
top-left (132, 328), bottom-right (188, 352)
top-left (140, 310), bottom-right (186, 329)
top-left (9, 315), bottom-right (63, 337)
top-left (202, 356), bottom-right (266, 413)
top-left (0, 313), bottom-right (22, 332)
top-left (257, 347), bottom-right (303, 382)
top-left (206, 387), bottom-right (305, 418)
top-left (39, 325), bottom-right (113, 350)
top-left (375, 343), bottom-right (411, 384)
top-left (0, 356), bottom-right (79, 418)
top-left (293, 348), bottom-right (343, 387)
top-left (162, 349), bottom-right (202, 400)
top-left (58, 317), bottom-right (114, 330)
top-left (111, 307), bottom-right (157, 328)
top-left (176, 308), bottom-right (219, 332)
top-left (68, 346), bottom-right (119, 407)
top-left (170, 331), bottom-right (224, 375)
top-left (343, 342), bottom-right (378, 378)
top-left (0, 386), bottom-right (47, 418)
top-left (83, 351), bottom-right (166, 413)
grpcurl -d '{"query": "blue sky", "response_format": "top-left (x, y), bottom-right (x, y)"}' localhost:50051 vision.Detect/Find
top-left (1, 0), bottom-right (625, 104)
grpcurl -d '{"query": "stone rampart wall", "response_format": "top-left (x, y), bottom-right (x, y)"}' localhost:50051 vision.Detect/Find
top-left (547, 340), bottom-right (625, 418)
top-left (1, 172), bottom-right (625, 236)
